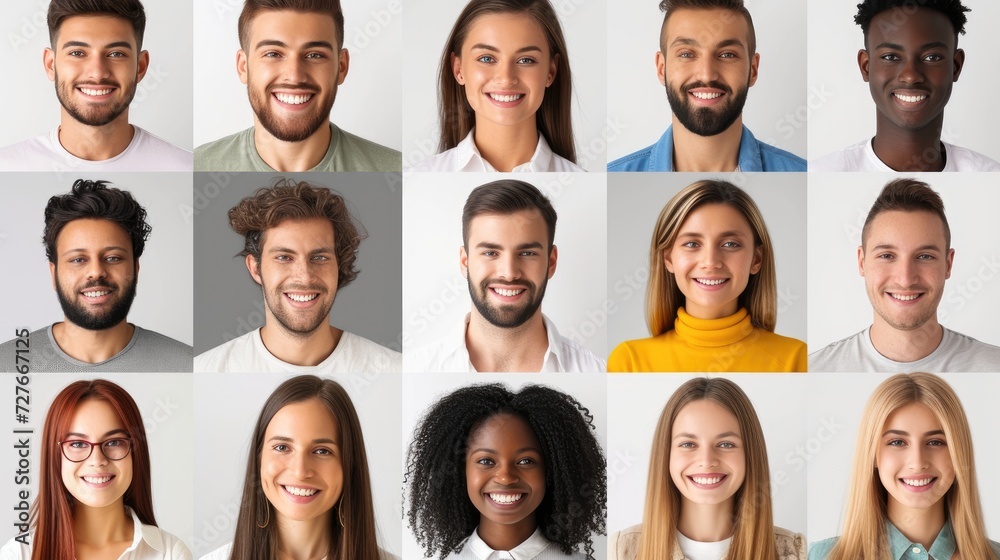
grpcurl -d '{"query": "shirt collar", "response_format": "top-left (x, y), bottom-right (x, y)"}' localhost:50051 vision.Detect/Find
top-left (467, 527), bottom-right (553, 560)
top-left (454, 313), bottom-right (559, 372)
top-left (656, 124), bottom-right (763, 172)
top-left (124, 506), bottom-right (166, 553)
top-left (453, 130), bottom-right (548, 172)
top-left (887, 519), bottom-right (955, 560)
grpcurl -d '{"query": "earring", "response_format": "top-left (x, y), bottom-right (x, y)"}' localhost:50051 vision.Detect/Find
top-left (256, 503), bottom-right (270, 529)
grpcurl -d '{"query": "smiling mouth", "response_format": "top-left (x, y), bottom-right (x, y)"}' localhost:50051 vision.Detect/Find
top-left (694, 278), bottom-right (728, 286)
top-left (690, 92), bottom-right (723, 100)
top-left (82, 290), bottom-right (112, 297)
top-left (274, 93), bottom-right (313, 105)
top-left (488, 93), bottom-right (524, 103)
top-left (82, 475), bottom-right (114, 484)
top-left (487, 492), bottom-right (524, 504)
top-left (283, 485), bottom-right (319, 497)
top-left (492, 287), bottom-right (525, 297)
top-left (285, 292), bottom-right (319, 303)
top-left (887, 292), bottom-right (922, 301)
top-left (78, 86), bottom-right (115, 96)
top-left (893, 92), bottom-right (928, 103)
top-left (690, 475), bottom-right (726, 485)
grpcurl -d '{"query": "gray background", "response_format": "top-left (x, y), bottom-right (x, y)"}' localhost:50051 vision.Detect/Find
top-left (607, 172), bottom-right (809, 354)
top-left (192, 172), bottom-right (403, 355)
top-left (607, 374), bottom-right (808, 538)
top-left (0, 172), bottom-right (194, 347)
top-left (402, 0), bottom-right (608, 172)
top-left (401, 373), bottom-right (608, 559)
top-left (194, 372), bottom-right (402, 558)
top-left (0, 0), bottom-right (194, 150)
top-left (0, 373), bottom-right (194, 551)
top-left (807, 173), bottom-right (1000, 351)
top-left (607, 0), bottom-right (808, 163)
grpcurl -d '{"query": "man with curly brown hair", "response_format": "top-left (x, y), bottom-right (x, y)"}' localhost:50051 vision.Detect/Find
top-left (194, 179), bottom-right (401, 372)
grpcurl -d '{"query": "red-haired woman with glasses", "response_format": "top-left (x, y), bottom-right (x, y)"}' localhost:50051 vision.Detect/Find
top-left (1, 379), bottom-right (190, 560)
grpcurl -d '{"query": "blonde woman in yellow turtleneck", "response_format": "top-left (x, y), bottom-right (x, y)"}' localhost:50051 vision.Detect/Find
top-left (608, 180), bottom-right (806, 372)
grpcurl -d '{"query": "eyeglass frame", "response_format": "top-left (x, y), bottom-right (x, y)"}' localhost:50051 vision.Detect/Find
top-left (57, 436), bottom-right (133, 463)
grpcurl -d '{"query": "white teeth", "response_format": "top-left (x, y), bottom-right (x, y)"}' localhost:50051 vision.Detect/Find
top-left (82, 290), bottom-right (111, 297)
top-left (889, 293), bottom-right (920, 301)
top-left (694, 278), bottom-right (726, 286)
top-left (80, 87), bottom-right (112, 96)
top-left (284, 485), bottom-right (318, 497)
top-left (902, 478), bottom-right (933, 487)
top-left (692, 476), bottom-right (723, 485)
top-left (493, 288), bottom-right (524, 297)
top-left (894, 93), bottom-right (927, 103)
top-left (488, 93), bottom-right (524, 103)
top-left (275, 93), bottom-right (312, 105)
top-left (691, 91), bottom-right (723, 100)
top-left (489, 493), bottom-right (523, 504)
top-left (83, 476), bottom-right (112, 484)
top-left (287, 293), bottom-right (319, 302)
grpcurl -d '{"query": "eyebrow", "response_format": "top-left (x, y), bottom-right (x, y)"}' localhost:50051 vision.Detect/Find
top-left (870, 243), bottom-right (941, 252)
top-left (673, 431), bottom-right (742, 440)
top-left (267, 246), bottom-right (336, 255)
top-left (677, 231), bottom-right (748, 239)
top-left (469, 43), bottom-right (543, 54)
top-left (469, 446), bottom-right (542, 454)
top-left (882, 429), bottom-right (946, 437)
top-left (268, 435), bottom-right (339, 446)
top-left (61, 246), bottom-right (131, 257)
top-left (874, 41), bottom-right (949, 51)
top-left (670, 36), bottom-right (746, 51)
top-left (474, 241), bottom-right (545, 251)
top-left (61, 40), bottom-right (134, 50)
top-left (65, 428), bottom-right (128, 439)
top-left (255, 39), bottom-right (335, 51)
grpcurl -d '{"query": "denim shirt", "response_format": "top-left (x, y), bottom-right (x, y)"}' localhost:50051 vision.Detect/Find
top-left (607, 124), bottom-right (806, 172)
top-left (809, 520), bottom-right (1000, 560)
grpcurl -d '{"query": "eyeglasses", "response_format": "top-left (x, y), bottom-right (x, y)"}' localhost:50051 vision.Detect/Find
top-left (58, 437), bottom-right (133, 462)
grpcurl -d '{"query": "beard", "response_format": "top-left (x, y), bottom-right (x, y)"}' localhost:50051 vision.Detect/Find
top-left (247, 78), bottom-right (336, 143)
top-left (468, 276), bottom-right (547, 329)
top-left (54, 69), bottom-right (136, 127)
top-left (666, 78), bottom-right (749, 137)
top-left (261, 280), bottom-right (335, 338)
top-left (56, 276), bottom-right (137, 331)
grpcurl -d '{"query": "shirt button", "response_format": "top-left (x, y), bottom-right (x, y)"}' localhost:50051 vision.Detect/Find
top-left (912, 547), bottom-right (921, 554)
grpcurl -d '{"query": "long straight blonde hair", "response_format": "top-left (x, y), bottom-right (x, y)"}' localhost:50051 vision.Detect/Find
top-left (637, 377), bottom-right (777, 560)
top-left (829, 373), bottom-right (996, 560)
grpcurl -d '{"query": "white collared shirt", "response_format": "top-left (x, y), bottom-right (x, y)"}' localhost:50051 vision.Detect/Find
top-left (407, 131), bottom-right (585, 172)
top-left (448, 527), bottom-right (585, 560)
top-left (1, 507), bottom-right (191, 560)
top-left (405, 313), bottom-right (606, 372)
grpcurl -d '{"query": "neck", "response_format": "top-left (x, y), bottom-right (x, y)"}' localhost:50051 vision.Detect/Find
top-left (868, 317), bottom-right (943, 363)
top-left (871, 114), bottom-right (945, 171)
top-left (477, 517), bottom-right (537, 553)
top-left (260, 321), bottom-right (343, 367)
top-left (73, 502), bottom-right (133, 548)
top-left (57, 112), bottom-right (135, 161)
top-left (52, 320), bottom-right (134, 363)
top-left (472, 119), bottom-right (539, 172)
top-left (276, 512), bottom-right (332, 560)
top-left (253, 121), bottom-right (332, 172)
top-left (670, 117), bottom-right (742, 172)
top-left (677, 499), bottom-right (735, 543)
top-left (465, 311), bottom-right (548, 372)
top-left (888, 499), bottom-right (946, 550)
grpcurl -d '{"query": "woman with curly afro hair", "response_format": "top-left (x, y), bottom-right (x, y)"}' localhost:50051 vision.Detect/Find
top-left (405, 383), bottom-right (606, 559)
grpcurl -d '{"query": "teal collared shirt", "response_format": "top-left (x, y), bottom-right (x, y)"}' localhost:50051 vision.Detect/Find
top-left (808, 520), bottom-right (996, 560)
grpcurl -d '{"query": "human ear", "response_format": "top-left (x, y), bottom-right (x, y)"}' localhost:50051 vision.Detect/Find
top-left (547, 53), bottom-right (558, 87)
top-left (663, 248), bottom-right (674, 273)
top-left (945, 248), bottom-right (955, 279)
top-left (451, 52), bottom-right (464, 85)
top-left (547, 245), bottom-right (558, 279)
top-left (857, 246), bottom-right (866, 277)
top-left (858, 49), bottom-right (870, 82)
top-left (459, 245), bottom-right (469, 277)
top-left (655, 51), bottom-right (666, 86)
top-left (246, 254), bottom-right (262, 286)
top-left (952, 48), bottom-right (965, 81)
top-left (43, 48), bottom-right (56, 81)
top-left (337, 48), bottom-right (350, 85)
top-left (135, 50), bottom-right (149, 82)
top-left (747, 52), bottom-right (759, 87)
top-left (237, 49), bottom-right (248, 85)
top-left (750, 246), bottom-right (762, 275)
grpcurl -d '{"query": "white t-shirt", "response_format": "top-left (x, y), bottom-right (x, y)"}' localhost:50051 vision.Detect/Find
top-left (405, 313), bottom-right (606, 373)
top-left (810, 138), bottom-right (1000, 171)
top-left (809, 325), bottom-right (1000, 372)
top-left (446, 527), bottom-right (584, 560)
top-left (407, 130), bottom-right (584, 172)
top-left (199, 543), bottom-right (399, 560)
top-left (1, 507), bottom-right (191, 560)
top-left (194, 328), bottom-right (401, 373)
top-left (676, 532), bottom-right (732, 560)
top-left (0, 125), bottom-right (192, 172)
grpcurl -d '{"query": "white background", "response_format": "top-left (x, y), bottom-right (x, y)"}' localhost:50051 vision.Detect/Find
top-left (193, 0), bottom-right (402, 151)
top-left (0, 0), bottom-right (194, 150)
top-left (807, 173), bottom-right (1000, 351)
top-left (807, 2), bottom-right (1000, 161)
top-left (401, 172), bottom-right (608, 364)
top-left (607, 0), bottom-right (807, 163)
top-left (402, 0), bottom-right (607, 172)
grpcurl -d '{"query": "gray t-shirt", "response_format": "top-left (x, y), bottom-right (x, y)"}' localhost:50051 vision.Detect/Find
top-left (194, 123), bottom-right (400, 172)
top-left (0, 325), bottom-right (192, 373)
top-left (809, 326), bottom-right (1000, 372)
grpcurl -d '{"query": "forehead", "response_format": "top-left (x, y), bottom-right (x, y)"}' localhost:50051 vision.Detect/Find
top-left (67, 399), bottom-right (123, 434)
top-left (247, 9), bottom-right (338, 48)
top-left (265, 398), bottom-right (338, 438)
top-left (672, 399), bottom-right (740, 434)
top-left (678, 203), bottom-right (753, 235)
top-left (55, 15), bottom-right (137, 47)
top-left (883, 402), bottom-right (941, 431)
top-left (56, 218), bottom-right (132, 253)
top-left (867, 7), bottom-right (957, 48)
top-left (468, 413), bottom-right (539, 447)
top-left (462, 12), bottom-right (549, 52)
top-left (663, 8), bottom-right (751, 50)
top-left (467, 209), bottom-right (549, 245)
top-left (865, 210), bottom-right (947, 247)
top-left (261, 217), bottom-right (336, 250)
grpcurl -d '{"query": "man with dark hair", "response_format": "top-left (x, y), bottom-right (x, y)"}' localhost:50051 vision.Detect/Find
top-left (407, 180), bottom-right (605, 372)
top-left (812, 0), bottom-right (1000, 171)
top-left (608, 0), bottom-right (805, 172)
top-left (195, 0), bottom-right (400, 172)
top-left (0, 180), bottom-right (192, 372)
top-left (195, 180), bottom-right (401, 372)
top-left (810, 179), bottom-right (1000, 371)
top-left (0, 0), bottom-right (191, 171)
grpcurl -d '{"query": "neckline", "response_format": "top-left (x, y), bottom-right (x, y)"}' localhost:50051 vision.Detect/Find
top-left (673, 308), bottom-right (755, 348)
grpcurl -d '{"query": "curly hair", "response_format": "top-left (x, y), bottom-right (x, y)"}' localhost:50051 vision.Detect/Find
top-left (43, 179), bottom-right (151, 264)
top-left (228, 178), bottom-right (368, 289)
top-left (854, 0), bottom-right (969, 41)
top-left (405, 383), bottom-right (606, 559)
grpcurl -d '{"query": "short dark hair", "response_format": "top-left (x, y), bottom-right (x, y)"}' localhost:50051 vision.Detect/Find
top-left (462, 180), bottom-right (557, 250)
top-left (43, 179), bottom-right (151, 263)
top-left (854, 0), bottom-right (970, 42)
top-left (238, 0), bottom-right (345, 51)
top-left (228, 178), bottom-right (367, 289)
top-left (47, 0), bottom-right (147, 50)
top-left (862, 178), bottom-right (951, 249)
top-left (659, 0), bottom-right (756, 57)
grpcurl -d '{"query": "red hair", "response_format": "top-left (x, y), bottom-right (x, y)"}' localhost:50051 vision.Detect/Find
top-left (30, 379), bottom-right (156, 560)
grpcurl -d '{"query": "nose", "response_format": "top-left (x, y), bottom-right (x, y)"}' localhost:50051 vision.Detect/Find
top-left (87, 444), bottom-right (110, 466)
top-left (282, 56), bottom-right (308, 84)
top-left (696, 445), bottom-right (718, 468)
top-left (897, 57), bottom-right (925, 85)
top-left (906, 445), bottom-right (929, 470)
top-left (85, 259), bottom-right (108, 281)
top-left (699, 246), bottom-right (723, 269)
top-left (493, 461), bottom-right (520, 485)
top-left (692, 54), bottom-right (721, 85)
top-left (895, 259), bottom-right (919, 287)
top-left (493, 60), bottom-right (518, 86)
top-left (82, 54), bottom-right (113, 82)
top-left (495, 253), bottom-right (521, 282)
top-left (290, 451), bottom-right (314, 479)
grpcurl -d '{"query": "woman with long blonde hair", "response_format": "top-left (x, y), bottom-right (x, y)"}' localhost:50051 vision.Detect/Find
top-left (610, 377), bottom-right (805, 560)
top-left (810, 373), bottom-right (1000, 560)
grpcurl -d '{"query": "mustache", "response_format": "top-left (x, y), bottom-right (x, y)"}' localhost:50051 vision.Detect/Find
top-left (682, 81), bottom-right (733, 95)
top-left (79, 280), bottom-right (117, 291)
top-left (267, 82), bottom-right (320, 94)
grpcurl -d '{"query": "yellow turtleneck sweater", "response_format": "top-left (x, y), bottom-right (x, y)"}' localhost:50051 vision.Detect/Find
top-left (607, 307), bottom-right (807, 372)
